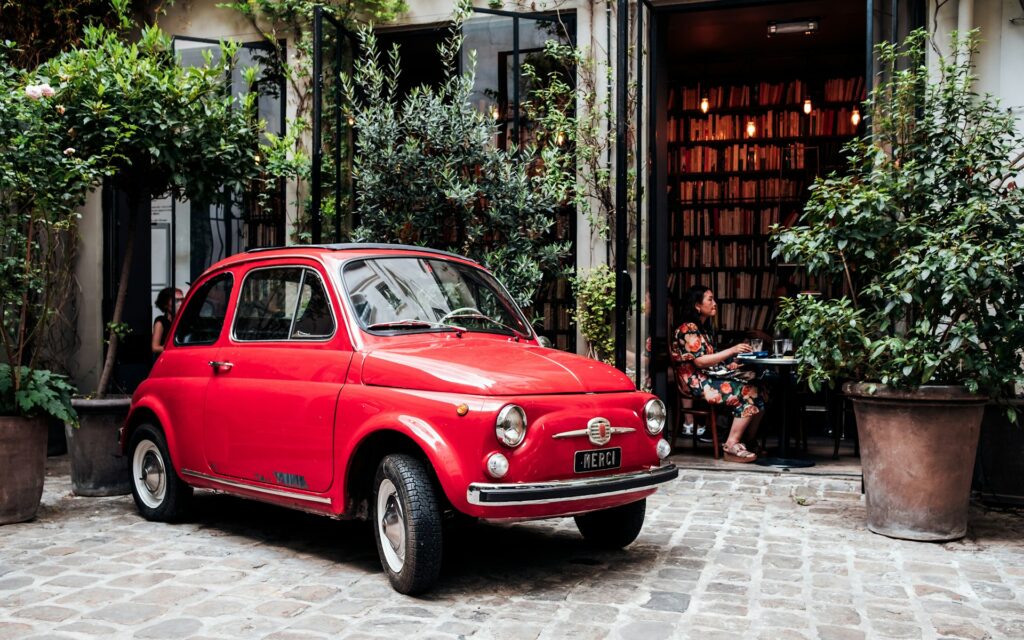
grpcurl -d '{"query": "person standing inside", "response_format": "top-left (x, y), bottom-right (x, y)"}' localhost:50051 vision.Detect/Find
top-left (151, 287), bottom-right (184, 356)
top-left (673, 285), bottom-right (769, 462)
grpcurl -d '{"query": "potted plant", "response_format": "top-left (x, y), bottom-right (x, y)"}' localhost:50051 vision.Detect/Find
top-left (773, 29), bottom-right (1024, 541)
top-left (0, 44), bottom-right (104, 522)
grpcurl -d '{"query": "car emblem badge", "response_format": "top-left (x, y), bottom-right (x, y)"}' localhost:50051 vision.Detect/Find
top-left (587, 417), bottom-right (612, 446)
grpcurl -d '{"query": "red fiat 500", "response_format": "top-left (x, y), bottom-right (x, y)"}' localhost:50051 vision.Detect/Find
top-left (123, 244), bottom-right (678, 593)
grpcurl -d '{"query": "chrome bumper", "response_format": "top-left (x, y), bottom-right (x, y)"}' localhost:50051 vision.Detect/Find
top-left (466, 464), bottom-right (678, 506)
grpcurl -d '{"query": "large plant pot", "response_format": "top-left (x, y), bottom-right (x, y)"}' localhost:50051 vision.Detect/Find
top-left (973, 400), bottom-right (1024, 506)
top-left (0, 416), bottom-right (48, 524)
top-left (66, 397), bottom-right (131, 496)
top-left (844, 383), bottom-right (985, 542)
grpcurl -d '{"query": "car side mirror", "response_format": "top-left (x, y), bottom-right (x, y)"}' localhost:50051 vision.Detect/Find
top-left (536, 335), bottom-right (553, 349)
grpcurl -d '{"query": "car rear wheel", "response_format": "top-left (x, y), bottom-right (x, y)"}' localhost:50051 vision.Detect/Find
top-left (574, 498), bottom-right (646, 548)
top-left (129, 424), bottom-right (192, 522)
top-left (372, 454), bottom-right (443, 594)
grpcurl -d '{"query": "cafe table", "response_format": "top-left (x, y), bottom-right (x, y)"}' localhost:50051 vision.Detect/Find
top-left (736, 355), bottom-right (814, 469)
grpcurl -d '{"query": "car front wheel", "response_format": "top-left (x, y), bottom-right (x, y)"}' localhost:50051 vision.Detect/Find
top-left (372, 454), bottom-right (443, 594)
top-left (574, 498), bottom-right (647, 548)
top-left (129, 424), bottom-right (192, 522)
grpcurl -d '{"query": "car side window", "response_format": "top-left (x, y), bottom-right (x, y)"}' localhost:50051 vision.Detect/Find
top-left (233, 267), bottom-right (335, 342)
top-left (292, 270), bottom-right (335, 339)
top-left (174, 273), bottom-right (234, 346)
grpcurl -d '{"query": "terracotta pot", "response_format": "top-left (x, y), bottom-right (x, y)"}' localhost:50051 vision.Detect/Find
top-left (844, 383), bottom-right (986, 541)
top-left (66, 397), bottom-right (132, 496)
top-left (0, 416), bottom-right (48, 525)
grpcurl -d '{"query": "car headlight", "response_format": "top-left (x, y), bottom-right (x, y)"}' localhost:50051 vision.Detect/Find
top-left (495, 404), bottom-right (527, 447)
top-left (644, 398), bottom-right (666, 435)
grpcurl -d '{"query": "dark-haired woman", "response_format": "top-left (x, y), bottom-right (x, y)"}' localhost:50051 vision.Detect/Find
top-left (151, 287), bottom-right (184, 356)
top-left (673, 285), bottom-right (768, 463)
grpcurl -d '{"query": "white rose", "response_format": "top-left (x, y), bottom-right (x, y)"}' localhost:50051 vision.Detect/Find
top-left (63, 147), bottom-right (76, 156)
top-left (40, 84), bottom-right (55, 98)
top-left (25, 85), bottom-right (43, 100)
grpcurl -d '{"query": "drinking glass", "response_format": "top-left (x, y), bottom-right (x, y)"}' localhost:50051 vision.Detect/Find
top-left (773, 339), bottom-right (784, 356)
top-left (782, 338), bottom-right (793, 355)
top-left (749, 338), bottom-right (763, 352)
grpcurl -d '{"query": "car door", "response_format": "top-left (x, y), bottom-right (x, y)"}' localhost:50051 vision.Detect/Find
top-left (204, 261), bottom-right (351, 493)
top-left (156, 272), bottom-right (235, 473)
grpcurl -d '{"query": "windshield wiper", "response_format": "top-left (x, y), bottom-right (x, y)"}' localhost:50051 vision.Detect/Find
top-left (367, 319), bottom-right (466, 333)
top-left (439, 312), bottom-right (530, 341)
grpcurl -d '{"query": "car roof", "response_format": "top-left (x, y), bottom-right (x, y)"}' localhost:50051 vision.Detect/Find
top-left (209, 243), bottom-right (481, 271)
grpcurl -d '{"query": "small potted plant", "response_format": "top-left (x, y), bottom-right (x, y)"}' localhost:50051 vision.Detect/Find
top-left (1, 46), bottom-right (104, 522)
top-left (773, 29), bottom-right (1024, 541)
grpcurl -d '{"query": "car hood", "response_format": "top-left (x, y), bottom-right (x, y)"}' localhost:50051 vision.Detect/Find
top-left (360, 340), bottom-right (635, 395)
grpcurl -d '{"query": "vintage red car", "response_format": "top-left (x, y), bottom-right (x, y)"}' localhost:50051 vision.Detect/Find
top-left (123, 244), bottom-right (678, 593)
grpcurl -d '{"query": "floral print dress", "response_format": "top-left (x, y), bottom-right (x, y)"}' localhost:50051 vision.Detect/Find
top-left (673, 322), bottom-right (767, 418)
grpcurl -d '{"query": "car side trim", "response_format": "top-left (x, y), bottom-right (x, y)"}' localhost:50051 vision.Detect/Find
top-left (181, 469), bottom-right (332, 505)
top-left (466, 464), bottom-right (678, 506)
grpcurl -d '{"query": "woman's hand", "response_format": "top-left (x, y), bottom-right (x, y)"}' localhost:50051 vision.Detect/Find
top-left (730, 343), bottom-right (754, 356)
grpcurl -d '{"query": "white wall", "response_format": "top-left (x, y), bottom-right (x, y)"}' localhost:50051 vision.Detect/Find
top-left (932, 0), bottom-right (1024, 137)
top-left (73, 189), bottom-right (104, 393)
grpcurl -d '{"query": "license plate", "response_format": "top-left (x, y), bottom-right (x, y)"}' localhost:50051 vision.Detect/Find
top-left (574, 447), bottom-right (621, 474)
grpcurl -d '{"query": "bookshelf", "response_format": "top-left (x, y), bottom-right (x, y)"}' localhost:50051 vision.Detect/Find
top-left (667, 76), bottom-right (864, 337)
top-left (533, 204), bottom-right (577, 351)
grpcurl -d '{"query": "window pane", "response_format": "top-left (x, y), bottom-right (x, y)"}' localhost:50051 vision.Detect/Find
top-left (291, 270), bottom-right (336, 339)
top-left (174, 273), bottom-right (234, 346)
top-left (234, 268), bottom-right (303, 341)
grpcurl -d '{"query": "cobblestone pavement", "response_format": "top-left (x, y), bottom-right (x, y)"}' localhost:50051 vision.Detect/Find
top-left (2, 456), bottom-right (1023, 640)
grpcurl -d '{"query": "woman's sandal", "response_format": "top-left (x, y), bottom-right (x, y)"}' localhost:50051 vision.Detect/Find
top-left (722, 442), bottom-right (757, 463)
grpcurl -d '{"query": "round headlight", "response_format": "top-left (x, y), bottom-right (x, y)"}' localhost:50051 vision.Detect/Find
top-left (644, 398), bottom-right (666, 435)
top-left (495, 404), bottom-right (527, 447)
top-left (486, 453), bottom-right (509, 478)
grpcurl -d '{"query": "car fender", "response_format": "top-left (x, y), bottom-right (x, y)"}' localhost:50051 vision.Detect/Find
top-left (340, 410), bottom-right (472, 511)
top-left (122, 397), bottom-right (181, 466)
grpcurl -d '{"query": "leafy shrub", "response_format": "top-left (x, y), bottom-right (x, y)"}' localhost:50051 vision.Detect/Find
top-left (341, 1), bottom-right (569, 307)
top-left (773, 30), bottom-right (1024, 402)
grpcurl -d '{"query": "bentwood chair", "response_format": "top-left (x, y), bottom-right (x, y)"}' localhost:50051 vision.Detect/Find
top-left (672, 369), bottom-right (721, 459)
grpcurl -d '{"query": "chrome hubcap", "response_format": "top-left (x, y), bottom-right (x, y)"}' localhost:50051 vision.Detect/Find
top-left (376, 479), bottom-right (406, 572)
top-left (132, 439), bottom-right (167, 509)
top-left (142, 452), bottom-right (164, 494)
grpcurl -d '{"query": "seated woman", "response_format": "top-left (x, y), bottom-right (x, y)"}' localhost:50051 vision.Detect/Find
top-left (673, 285), bottom-right (769, 463)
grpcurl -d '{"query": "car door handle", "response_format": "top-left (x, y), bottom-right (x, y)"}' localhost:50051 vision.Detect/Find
top-left (208, 361), bottom-right (234, 373)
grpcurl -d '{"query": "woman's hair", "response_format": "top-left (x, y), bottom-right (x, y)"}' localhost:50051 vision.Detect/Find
top-left (678, 285), bottom-right (712, 329)
top-left (155, 287), bottom-right (176, 314)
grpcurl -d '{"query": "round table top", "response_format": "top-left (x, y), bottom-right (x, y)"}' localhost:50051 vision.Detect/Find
top-left (737, 355), bottom-right (800, 366)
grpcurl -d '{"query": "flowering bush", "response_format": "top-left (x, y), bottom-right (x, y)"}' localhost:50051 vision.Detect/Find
top-left (0, 43), bottom-right (108, 421)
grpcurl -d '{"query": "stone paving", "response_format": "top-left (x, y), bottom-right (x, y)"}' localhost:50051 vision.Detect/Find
top-left (1, 456), bottom-right (1023, 640)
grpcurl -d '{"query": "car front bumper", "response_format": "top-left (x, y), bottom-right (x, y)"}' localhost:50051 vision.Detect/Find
top-left (466, 464), bottom-right (678, 506)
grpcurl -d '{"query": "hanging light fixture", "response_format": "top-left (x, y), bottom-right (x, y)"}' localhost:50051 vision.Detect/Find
top-left (851, 106), bottom-right (861, 126)
top-left (489, 104), bottom-right (500, 121)
top-left (767, 19), bottom-right (819, 37)
top-left (700, 95), bottom-right (710, 114)
top-left (746, 119), bottom-right (756, 137)
top-left (803, 98), bottom-right (813, 115)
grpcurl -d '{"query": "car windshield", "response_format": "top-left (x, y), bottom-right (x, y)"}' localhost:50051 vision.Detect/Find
top-left (341, 256), bottom-right (531, 337)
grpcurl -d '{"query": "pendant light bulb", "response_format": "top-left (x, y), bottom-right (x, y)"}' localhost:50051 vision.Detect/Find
top-left (803, 98), bottom-right (812, 115)
top-left (700, 96), bottom-right (709, 114)
top-left (489, 104), bottom-right (500, 121)
top-left (851, 106), bottom-right (861, 126)
top-left (745, 119), bottom-right (756, 137)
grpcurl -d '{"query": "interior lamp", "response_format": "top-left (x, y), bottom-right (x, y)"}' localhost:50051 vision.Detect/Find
top-left (767, 19), bottom-right (819, 37)
top-left (803, 98), bottom-right (813, 114)
top-left (700, 96), bottom-right (709, 114)
top-left (489, 104), bottom-right (500, 121)
top-left (851, 107), bottom-right (861, 126)
top-left (745, 120), bottom-right (756, 137)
